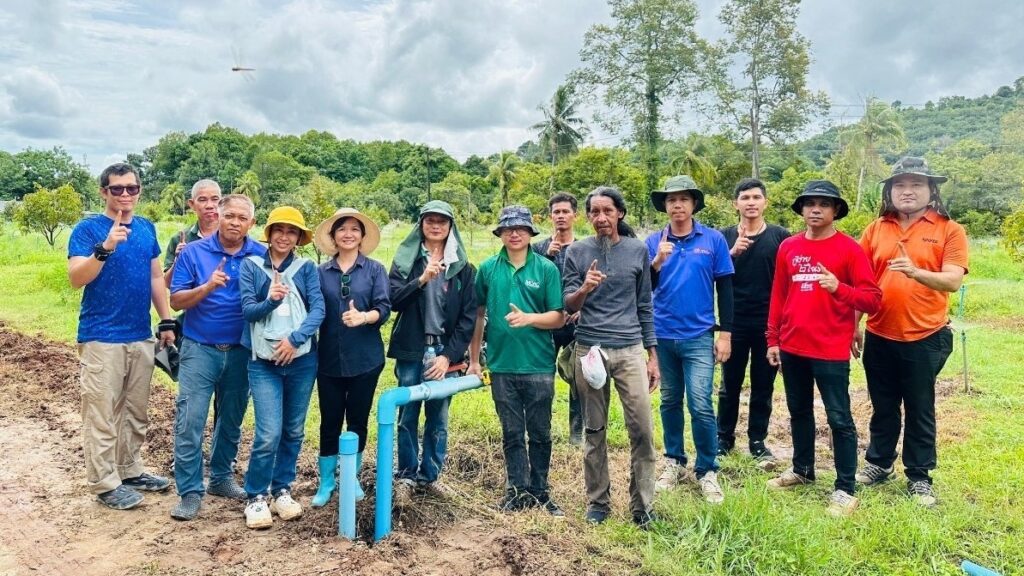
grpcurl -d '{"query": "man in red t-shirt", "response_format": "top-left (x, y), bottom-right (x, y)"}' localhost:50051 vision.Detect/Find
top-left (765, 180), bottom-right (881, 517)
top-left (852, 157), bottom-right (968, 508)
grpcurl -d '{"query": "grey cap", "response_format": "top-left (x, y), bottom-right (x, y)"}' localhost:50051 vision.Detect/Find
top-left (492, 205), bottom-right (539, 237)
top-left (882, 156), bottom-right (948, 185)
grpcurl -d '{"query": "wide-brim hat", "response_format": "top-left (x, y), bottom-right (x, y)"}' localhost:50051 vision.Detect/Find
top-left (881, 156), bottom-right (948, 185)
top-left (314, 208), bottom-right (381, 256)
top-left (262, 206), bottom-right (314, 246)
top-left (652, 175), bottom-right (705, 213)
top-left (492, 205), bottom-right (539, 237)
top-left (791, 179), bottom-right (850, 220)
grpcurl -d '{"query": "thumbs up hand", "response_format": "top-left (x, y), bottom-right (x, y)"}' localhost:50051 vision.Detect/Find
top-left (652, 227), bottom-right (675, 267)
top-left (887, 241), bottom-right (918, 279)
top-left (269, 270), bottom-right (290, 301)
top-left (205, 257), bottom-right (230, 291)
top-left (505, 302), bottom-right (532, 328)
top-left (342, 298), bottom-right (368, 327)
top-left (817, 262), bottom-right (839, 294)
top-left (730, 225), bottom-right (753, 257)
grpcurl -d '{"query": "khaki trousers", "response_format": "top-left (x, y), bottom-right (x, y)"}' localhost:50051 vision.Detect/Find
top-left (78, 339), bottom-right (155, 494)
top-left (573, 342), bottom-right (657, 515)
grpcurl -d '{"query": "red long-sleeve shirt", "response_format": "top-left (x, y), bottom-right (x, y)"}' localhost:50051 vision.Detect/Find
top-left (766, 231), bottom-right (882, 361)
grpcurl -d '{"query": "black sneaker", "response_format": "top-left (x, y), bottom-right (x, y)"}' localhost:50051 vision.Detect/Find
top-left (749, 442), bottom-right (778, 470)
top-left (632, 510), bottom-right (659, 530)
top-left (96, 485), bottom-right (144, 510)
top-left (207, 478), bottom-right (247, 500)
top-left (584, 508), bottom-right (608, 525)
top-left (717, 442), bottom-right (734, 457)
top-left (497, 490), bottom-right (535, 512)
top-left (534, 492), bottom-right (565, 518)
top-left (122, 472), bottom-right (171, 492)
top-left (170, 493), bottom-right (202, 521)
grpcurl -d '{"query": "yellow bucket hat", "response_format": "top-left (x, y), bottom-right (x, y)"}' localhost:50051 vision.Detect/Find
top-left (262, 206), bottom-right (313, 246)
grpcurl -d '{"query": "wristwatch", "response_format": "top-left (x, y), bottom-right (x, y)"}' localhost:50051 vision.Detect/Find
top-left (93, 242), bottom-right (114, 262)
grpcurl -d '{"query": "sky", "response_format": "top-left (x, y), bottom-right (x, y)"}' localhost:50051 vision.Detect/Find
top-left (1, 0), bottom-right (1022, 173)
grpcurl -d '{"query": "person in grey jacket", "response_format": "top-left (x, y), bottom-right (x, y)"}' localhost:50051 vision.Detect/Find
top-left (562, 186), bottom-right (660, 529)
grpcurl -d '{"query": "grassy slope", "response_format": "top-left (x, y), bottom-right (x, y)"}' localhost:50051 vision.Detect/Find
top-left (0, 224), bottom-right (1020, 575)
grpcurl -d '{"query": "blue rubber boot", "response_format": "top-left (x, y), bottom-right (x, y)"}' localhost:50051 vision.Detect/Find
top-left (311, 455), bottom-right (338, 508)
top-left (355, 452), bottom-right (365, 502)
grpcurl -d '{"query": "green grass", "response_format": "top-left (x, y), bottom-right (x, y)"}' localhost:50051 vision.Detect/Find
top-left (1, 224), bottom-right (1022, 575)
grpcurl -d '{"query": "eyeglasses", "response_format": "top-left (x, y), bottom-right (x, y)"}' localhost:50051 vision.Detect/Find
top-left (105, 185), bottom-right (141, 196)
top-left (340, 273), bottom-right (351, 299)
top-left (501, 227), bottom-right (531, 237)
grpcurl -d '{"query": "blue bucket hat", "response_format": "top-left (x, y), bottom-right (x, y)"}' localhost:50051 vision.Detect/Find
top-left (492, 205), bottom-right (539, 237)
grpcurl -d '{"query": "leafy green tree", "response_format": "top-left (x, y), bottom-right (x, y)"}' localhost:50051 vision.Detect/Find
top-left (532, 84), bottom-right (589, 171)
top-left (249, 150), bottom-right (315, 211)
top-left (1001, 205), bottom-right (1024, 263)
top-left (841, 97), bottom-right (907, 211)
top-left (11, 147), bottom-right (93, 204)
top-left (716, 0), bottom-right (829, 178)
top-left (14, 184), bottom-right (83, 247)
top-left (159, 182), bottom-right (189, 217)
top-left (554, 147), bottom-right (646, 221)
top-left (232, 170), bottom-right (262, 205)
top-left (571, 0), bottom-right (717, 225)
top-left (489, 151), bottom-right (519, 208)
top-left (0, 151), bottom-right (29, 200)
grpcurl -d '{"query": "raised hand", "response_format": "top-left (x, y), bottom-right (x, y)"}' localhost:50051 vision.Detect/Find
top-left (505, 302), bottom-right (531, 328)
top-left (653, 228), bottom-right (674, 266)
top-left (817, 262), bottom-right (839, 294)
top-left (206, 257), bottom-right (229, 291)
top-left (103, 210), bottom-right (130, 251)
top-left (731, 225), bottom-right (753, 257)
top-left (174, 230), bottom-right (187, 256)
top-left (269, 270), bottom-right (290, 301)
top-left (419, 256), bottom-right (444, 285)
top-left (887, 242), bottom-right (918, 279)
top-left (582, 259), bottom-right (607, 293)
top-left (546, 239), bottom-right (562, 256)
top-left (342, 299), bottom-right (366, 327)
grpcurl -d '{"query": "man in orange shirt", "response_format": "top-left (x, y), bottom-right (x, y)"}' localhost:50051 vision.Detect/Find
top-left (853, 157), bottom-right (968, 507)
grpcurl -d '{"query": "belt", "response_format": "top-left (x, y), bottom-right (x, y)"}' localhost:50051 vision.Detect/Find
top-left (209, 343), bottom-right (239, 351)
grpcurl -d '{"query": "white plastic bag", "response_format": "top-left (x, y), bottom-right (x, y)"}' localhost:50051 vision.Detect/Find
top-left (580, 344), bottom-right (609, 389)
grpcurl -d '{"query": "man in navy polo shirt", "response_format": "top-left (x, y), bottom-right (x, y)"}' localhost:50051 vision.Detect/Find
top-left (646, 175), bottom-right (734, 504)
top-left (169, 194), bottom-right (265, 521)
top-left (68, 162), bottom-right (177, 510)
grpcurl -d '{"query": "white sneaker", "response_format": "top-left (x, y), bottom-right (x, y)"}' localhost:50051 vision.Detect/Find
top-left (698, 471), bottom-right (725, 504)
top-left (271, 489), bottom-right (303, 521)
top-left (655, 458), bottom-right (691, 492)
top-left (244, 495), bottom-right (273, 529)
top-left (393, 478), bottom-right (416, 507)
top-left (827, 489), bottom-right (859, 517)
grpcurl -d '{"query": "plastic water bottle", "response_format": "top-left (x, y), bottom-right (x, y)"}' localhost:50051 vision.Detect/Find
top-left (422, 345), bottom-right (437, 380)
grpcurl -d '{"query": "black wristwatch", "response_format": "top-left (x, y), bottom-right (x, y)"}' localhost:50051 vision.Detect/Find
top-left (93, 242), bottom-right (114, 262)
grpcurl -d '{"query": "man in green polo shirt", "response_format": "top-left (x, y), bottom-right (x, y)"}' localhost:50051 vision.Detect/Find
top-left (162, 179), bottom-right (222, 287)
top-left (469, 205), bottom-right (566, 516)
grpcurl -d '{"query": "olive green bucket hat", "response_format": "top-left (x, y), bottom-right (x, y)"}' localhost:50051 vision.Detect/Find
top-left (881, 156), bottom-right (948, 185)
top-left (651, 175), bottom-right (705, 213)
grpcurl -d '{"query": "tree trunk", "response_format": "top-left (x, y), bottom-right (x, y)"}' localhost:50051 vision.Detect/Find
top-left (856, 164), bottom-right (865, 212)
top-left (642, 83), bottom-right (659, 227)
top-left (751, 105), bottom-right (761, 178)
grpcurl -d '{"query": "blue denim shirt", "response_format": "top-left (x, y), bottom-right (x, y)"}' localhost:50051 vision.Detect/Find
top-left (239, 253), bottom-right (325, 351)
top-left (318, 254), bottom-right (391, 377)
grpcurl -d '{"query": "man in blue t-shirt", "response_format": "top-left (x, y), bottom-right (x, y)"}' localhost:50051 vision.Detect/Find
top-left (67, 162), bottom-right (177, 511)
top-left (168, 194), bottom-right (265, 521)
top-left (646, 175), bottom-right (735, 505)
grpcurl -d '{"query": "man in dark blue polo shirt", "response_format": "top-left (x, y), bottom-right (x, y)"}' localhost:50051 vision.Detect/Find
top-left (646, 176), bottom-right (734, 505)
top-left (168, 194), bottom-right (266, 521)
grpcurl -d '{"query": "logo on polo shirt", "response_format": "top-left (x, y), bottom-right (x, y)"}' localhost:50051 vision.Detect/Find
top-left (922, 238), bottom-right (939, 244)
top-left (525, 279), bottom-right (540, 289)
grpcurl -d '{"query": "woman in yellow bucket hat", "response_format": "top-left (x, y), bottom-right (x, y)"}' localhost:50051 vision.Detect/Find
top-left (238, 206), bottom-right (326, 529)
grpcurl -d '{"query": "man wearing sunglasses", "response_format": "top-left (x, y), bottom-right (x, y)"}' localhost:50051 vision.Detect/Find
top-left (67, 162), bottom-right (177, 510)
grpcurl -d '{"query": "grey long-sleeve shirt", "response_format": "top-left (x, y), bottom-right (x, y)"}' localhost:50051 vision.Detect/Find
top-left (562, 235), bottom-right (656, 349)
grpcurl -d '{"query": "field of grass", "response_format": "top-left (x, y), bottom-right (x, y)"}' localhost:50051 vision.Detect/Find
top-left (0, 221), bottom-right (1021, 575)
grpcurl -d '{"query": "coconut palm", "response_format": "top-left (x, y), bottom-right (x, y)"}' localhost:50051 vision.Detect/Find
top-left (531, 85), bottom-right (589, 168)
top-left (488, 151), bottom-right (519, 208)
top-left (842, 97), bottom-right (907, 210)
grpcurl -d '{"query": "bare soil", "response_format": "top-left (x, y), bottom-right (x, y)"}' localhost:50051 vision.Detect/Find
top-left (0, 323), bottom-right (969, 575)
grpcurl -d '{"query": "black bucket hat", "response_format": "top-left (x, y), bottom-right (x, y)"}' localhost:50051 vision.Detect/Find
top-left (492, 205), bottom-right (539, 237)
top-left (881, 156), bottom-right (947, 185)
top-left (791, 180), bottom-right (850, 220)
top-left (652, 175), bottom-right (705, 214)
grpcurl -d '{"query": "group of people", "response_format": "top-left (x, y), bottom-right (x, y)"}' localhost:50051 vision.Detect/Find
top-left (67, 153), bottom-right (966, 530)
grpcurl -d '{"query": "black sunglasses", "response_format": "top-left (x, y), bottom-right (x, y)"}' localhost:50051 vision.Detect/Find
top-left (340, 273), bottom-right (351, 299)
top-left (105, 184), bottom-right (141, 196)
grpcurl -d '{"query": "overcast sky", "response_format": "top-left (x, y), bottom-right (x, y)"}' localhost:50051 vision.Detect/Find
top-left (1, 0), bottom-right (1022, 173)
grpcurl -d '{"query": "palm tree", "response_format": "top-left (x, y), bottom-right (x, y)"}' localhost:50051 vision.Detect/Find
top-left (671, 148), bottom-right (719, 190)
top-left (488, 151), bottom-right (519, 208)
top-left (842, 97), bottom-right (907, 210)
top-left (232, 169), bottom-right (262, 205)
top-left (531, 85), bottom-right (588, 178)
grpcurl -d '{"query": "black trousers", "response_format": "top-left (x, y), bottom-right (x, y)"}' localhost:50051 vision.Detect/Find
top-left (717, 328), bottom-right (777, 448)
top-left (317, 364), bottom-right (384, 456)
top-left (781, 352), bottom-right (858, 494)
top-left (863, 327), bottom-right (953, 483)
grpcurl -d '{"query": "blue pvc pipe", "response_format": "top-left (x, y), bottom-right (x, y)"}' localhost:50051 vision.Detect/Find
top-left (374, 375), bottom-right (483, 542)
top-left (338, 431), bottom-right (358, 539)
top-left (962, 560), bottom-right (1002, 576)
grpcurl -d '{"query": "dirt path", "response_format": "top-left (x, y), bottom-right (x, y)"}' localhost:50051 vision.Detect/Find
top-left (0, 323), bottom-right (970, 575)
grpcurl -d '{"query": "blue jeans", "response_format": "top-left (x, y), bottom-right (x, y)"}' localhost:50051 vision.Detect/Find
top-left (173, 338), bottom-right (251, 496)
top-left (490, 373), bottom-right (554, 495)
top-left (243, 353), bottom-right (317, 497)
top-left (395, 346), bottom-right (455, 483)
top-left (657, 333), bottom-right (720, 477)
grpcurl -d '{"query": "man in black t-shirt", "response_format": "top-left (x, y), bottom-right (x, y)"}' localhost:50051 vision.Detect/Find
top-left (717, 178), bottom-right (790, 466)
